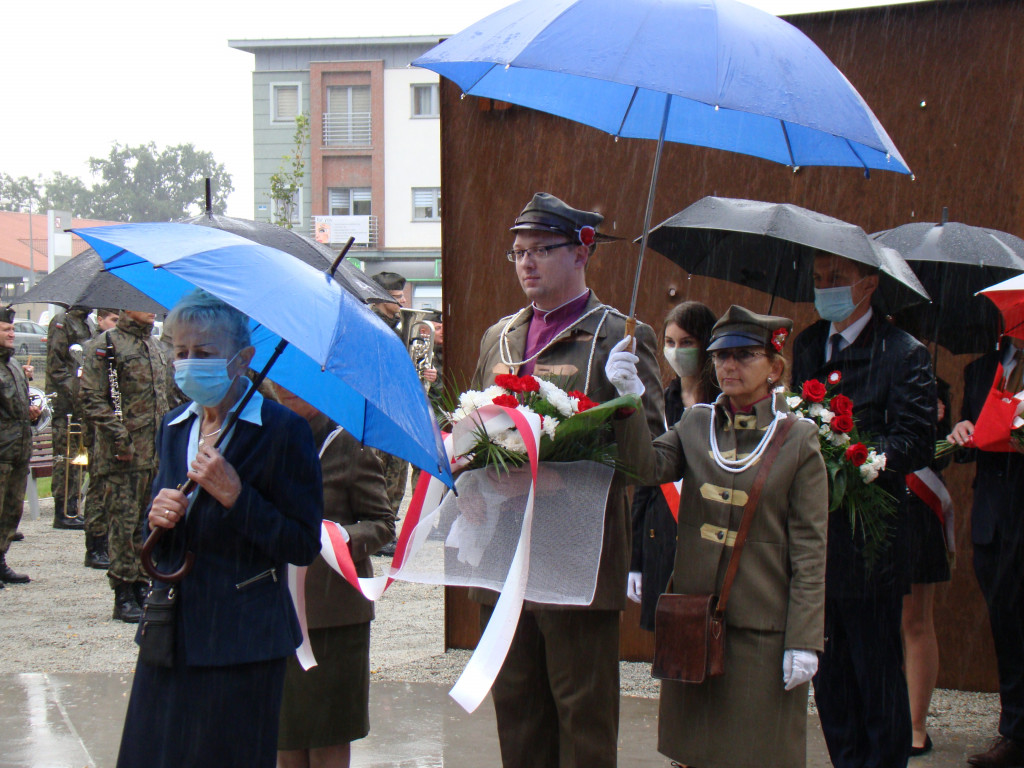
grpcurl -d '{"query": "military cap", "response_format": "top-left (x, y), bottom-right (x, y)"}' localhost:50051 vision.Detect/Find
top-left (707, 305), bottom-right (794, 353)
top-left (0, 306), bottom-right (14, 324)
top-left (511, 192), bottom-right (616, 245)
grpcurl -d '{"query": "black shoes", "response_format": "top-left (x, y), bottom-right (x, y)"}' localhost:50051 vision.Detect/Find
top-left (910, 733), bottom-right (933, 757)
top-left (84, 533), bottom-right (110, 569)
top-left (53, 504), bottom-right (85, 530)
top-left (0, 557), bottom-right (30, 584)
top-left (112, 583), bottom-right (143, 623)
top-left (12, 531), bottom-right (24, 542)
top-left (968, 736), bottom-right (1024, 768)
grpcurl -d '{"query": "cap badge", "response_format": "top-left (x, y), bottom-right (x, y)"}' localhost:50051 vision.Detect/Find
top-left (771, 327), bottom-right (789, 351)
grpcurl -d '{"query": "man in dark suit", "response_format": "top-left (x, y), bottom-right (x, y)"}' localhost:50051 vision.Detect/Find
top-left (792, 252), bottom-right (935, 768)
top-left (949, 338), bottom-right (1024, 767)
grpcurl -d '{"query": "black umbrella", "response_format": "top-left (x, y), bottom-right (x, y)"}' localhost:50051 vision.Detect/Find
top-left (645, 196), bottom-right (929, 314)
top-left (872, 209), bottom-right (1024, 354)
top-left (183, 212), bottom-right (394, 306)
top-left (11, 249), bottom-right (166, 313)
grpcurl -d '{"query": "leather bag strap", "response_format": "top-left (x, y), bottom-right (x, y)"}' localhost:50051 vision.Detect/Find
top-left (716, 415), bottom-right (796, 618)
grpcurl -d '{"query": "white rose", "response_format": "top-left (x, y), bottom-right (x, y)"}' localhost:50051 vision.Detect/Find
top-left (809, 403), bottom-right (824, 419)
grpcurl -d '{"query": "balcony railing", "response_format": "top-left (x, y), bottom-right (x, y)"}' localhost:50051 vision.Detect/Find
top-left (322, 112), bottom-right (371, 146)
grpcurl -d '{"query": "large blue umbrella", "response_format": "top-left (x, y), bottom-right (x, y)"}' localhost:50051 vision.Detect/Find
top-left (413, 0), bottom-right (911, 317)
top-left (72, 222), bottom-right (452, 488)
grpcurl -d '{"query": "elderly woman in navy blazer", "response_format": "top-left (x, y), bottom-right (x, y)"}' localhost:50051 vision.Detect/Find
top-left (116, 290), bottom-right (322, 768)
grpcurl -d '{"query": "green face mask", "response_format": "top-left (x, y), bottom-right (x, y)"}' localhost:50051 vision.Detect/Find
top-left (663, 346), bottom-right (701, 379)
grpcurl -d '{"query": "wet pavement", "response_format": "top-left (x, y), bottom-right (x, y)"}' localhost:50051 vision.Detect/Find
top-left (0, 672), bottom-right (991, 767)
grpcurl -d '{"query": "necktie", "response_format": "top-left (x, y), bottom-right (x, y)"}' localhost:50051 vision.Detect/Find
top-left (1006, 350), bottom-right (1024, 394)
top-left (827, 334), bottom-right (843, 364)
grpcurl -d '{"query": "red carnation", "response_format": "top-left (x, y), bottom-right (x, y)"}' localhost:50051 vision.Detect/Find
top-left (831, 413), bottom-right (854, 434)
top-left (568, 390), bottom-right (599, 412)
top-left (830, 394), bottom-right (854, 416)
top-left (845, 443), bottom-right (869, 466)
top-left (827, 370), bottom-right (842, 385)
top-left (494, 374), bottom-right (519, 391)
top-left (802, 379), bottom-right (827, 403)
top-left (518, 376), bottom-right (540, 393)
top-left (492, 394), bottom-right (519, 408)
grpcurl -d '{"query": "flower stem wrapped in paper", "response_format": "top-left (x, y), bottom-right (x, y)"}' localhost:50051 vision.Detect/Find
top-left (785, 370), bottom-right (896, 568)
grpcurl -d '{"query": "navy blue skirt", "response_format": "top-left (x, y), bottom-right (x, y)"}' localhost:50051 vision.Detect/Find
top-left (117, 652), bottom-right (287, 768)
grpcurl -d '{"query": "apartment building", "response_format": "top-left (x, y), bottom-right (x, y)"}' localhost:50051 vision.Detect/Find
top-left (229, 36), bottom-right (444, 309)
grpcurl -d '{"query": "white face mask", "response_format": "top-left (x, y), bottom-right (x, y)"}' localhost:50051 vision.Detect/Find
top-left (663, 346), bottom-right (701, 379)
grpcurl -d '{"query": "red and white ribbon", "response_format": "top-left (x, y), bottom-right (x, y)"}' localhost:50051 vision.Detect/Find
top-left (660, 480), bottom-right (682, 522)
top-left (906, 467), bottom-right (956, 554)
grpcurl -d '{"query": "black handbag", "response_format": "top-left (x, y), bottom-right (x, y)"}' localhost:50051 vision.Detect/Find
top-left (138, 583), bottom-right (177, 668)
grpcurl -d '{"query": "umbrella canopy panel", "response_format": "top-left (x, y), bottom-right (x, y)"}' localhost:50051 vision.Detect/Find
top-left (73, 223), bottom-right (451, 485)
top-left (11, 249), bottom-right (167, 313)
top-left (414, 0), bottom-right (909, 174)
top-left (645, 196), bottom-right (928, 313)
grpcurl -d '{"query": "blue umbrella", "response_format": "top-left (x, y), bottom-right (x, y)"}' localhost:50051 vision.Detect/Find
top-left (413, 0), bottom-right (911, 317)
top-left (72, 222), bottom-right (452, 488)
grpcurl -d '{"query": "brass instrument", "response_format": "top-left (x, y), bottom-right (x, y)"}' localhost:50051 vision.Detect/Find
top-left (62, 413), bottom-right (89, 520)
top-left (28, 386), bottom-right (52, 434)
top-left (399, 308), bottom-right (437, 392)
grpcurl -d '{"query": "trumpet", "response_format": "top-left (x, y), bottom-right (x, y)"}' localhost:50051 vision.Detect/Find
top-left (398, 308), bottom-right (438, 392)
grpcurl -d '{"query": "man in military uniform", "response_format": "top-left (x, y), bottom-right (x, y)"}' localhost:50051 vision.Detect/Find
top-left (78, 310), bottom-right (119, 568)
top-left (80, 310), bottom-right (170, 622)
top-left (470, 193), bottom-right (664, 767)
top-left (370, 272), bottom-right (412, 552)
top-left (46, 305), bottom-right (93, 531)
top-left (0, 307), bottom-right (41, 586)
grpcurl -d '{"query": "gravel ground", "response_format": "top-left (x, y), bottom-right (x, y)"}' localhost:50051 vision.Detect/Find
top-left (1, 496), bottom-right (999, 736)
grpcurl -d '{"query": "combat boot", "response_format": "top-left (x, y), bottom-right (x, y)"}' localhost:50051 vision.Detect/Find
top-left (53, 500), bottom-right (85, 530)
top-left (84, 533), bottom-right (110, 569)
top-left (112, 583), bottom-right (142, 623)
top-left (0, 556), bottom-right (30, 584)
top-left (132, 581), bottom-right (150, 608)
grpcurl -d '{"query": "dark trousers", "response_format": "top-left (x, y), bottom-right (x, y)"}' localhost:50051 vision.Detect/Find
top-left (480, 605), bottom-right (620, 768)
top-left (814, 591), bottom-right (911, 768)
top-left (974, 524), bottom-right (1024, 741)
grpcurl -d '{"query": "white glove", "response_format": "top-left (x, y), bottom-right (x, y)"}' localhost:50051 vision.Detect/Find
top-left (783, 649), bottom-right (818, 691)
top-left (626, 571), bottom-right (642, 603)
top-left (605, 337), bottom-right (645, 397)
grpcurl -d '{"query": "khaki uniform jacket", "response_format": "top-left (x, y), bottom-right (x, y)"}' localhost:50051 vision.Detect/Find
top-left (616, 394), bottom-right (828, 650)
top-left (470, 292), bottom-right (665, 610)
top-left (304, 412), bottom-right (395, 629)
top-left (79, 315), bottom-right (170, 476)
top-left (0, 348), bottom-right (32, 465)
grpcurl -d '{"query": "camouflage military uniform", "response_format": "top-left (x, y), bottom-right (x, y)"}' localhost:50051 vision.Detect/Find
top-left (0, 346), bottom-right (33, 559)
top-left (372, 309), bottom-right (409, 515)
top-left (79, 315), bottom-right (170, 593)
top-left (45, 308), bottom-right (93, 525)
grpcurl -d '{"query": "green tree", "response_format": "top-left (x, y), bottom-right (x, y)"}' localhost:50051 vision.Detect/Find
top-left (36, 172), bottom-right (98, 218)
top-left (87, 142), bottom-right (233, 221)
top-left (0, 173), bottom-right (40, 212)
top-left (268, 113), bottom-right (311, 229)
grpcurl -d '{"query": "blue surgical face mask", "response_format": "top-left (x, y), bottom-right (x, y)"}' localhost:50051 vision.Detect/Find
top-left (173, 353), bottom-right (239, 407)
top-left (663, 346), bottom-right (701, 379)
top-left (813, 278), bottom-right (868, 323)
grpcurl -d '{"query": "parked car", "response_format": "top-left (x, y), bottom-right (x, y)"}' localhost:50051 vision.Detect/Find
top-left (13, 319), bottom-right (47, 358)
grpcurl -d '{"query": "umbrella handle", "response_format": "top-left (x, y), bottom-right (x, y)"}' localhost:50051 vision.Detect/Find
top-left (140, 526), bottom-right (195, 583)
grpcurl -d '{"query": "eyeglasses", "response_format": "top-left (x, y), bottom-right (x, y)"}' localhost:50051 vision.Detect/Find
top-left (710, 349), bottom-right (768, 365)
top-left (505, 242), bottom-right (575, 263)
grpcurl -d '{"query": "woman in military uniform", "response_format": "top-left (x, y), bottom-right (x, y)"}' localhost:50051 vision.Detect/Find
top-left (608, 305), bottom-right (828, 768)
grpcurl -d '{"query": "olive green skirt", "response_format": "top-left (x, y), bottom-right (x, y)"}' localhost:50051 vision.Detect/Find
top-left (277, 623), bottom-right (371, 750)
top-left (658, 627), bottom-right (810, 768)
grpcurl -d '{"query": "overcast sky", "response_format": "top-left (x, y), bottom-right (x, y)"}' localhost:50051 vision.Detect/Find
top-left (1, 0), bottom-right (927, 218)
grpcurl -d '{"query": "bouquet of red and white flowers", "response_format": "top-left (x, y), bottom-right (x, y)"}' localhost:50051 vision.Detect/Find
top-left (447, 373), bottom-right (639, 473)
top-left (785, 370), bottom-right (896, 566)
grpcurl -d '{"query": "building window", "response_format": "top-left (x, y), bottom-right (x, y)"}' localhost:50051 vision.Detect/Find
top-left (412, 284), bottom-right (442, 311)
top-left (411, 83), bottom-right (439, 118)
top-left (272, 84), bottom-right (300, 123)
top-left (412, 188), bottom-right (441, 221)
top-left (324, 86), bottom-right (371, 145)
top-left (328, 187), bottom-right (372, 216)
top-left (271, 187), bottom-right (303, 227)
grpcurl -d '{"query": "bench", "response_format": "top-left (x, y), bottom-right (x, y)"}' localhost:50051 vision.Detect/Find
top-left (26, 428), bottom-right (54, 520)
